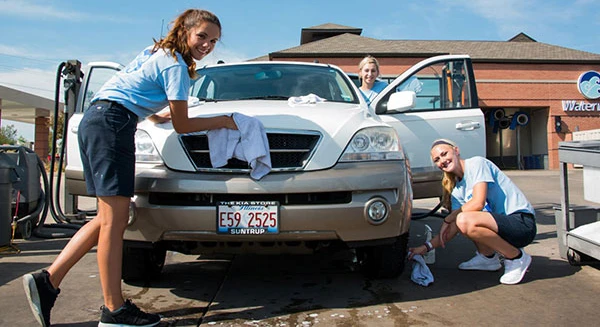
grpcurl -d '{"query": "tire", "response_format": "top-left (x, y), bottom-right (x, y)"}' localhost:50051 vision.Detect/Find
top-left (18, 220), bottom-right (33, 240)
top-left (567, 248), bottom-right (597, 266)
top-left (122, 241), bottom-right (166, 282)
top-left (357, 233), bottom-right (409, 279)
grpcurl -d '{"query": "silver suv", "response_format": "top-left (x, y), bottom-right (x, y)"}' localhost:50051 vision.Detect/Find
top-left (66, 61), bottom-right (413, 279)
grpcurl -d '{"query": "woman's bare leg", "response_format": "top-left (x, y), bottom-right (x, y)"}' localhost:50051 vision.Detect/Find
top-left (95, 195), bottom-right (130, 311)
top-left (46, 217), bottom-right (100, 288)
top-left (455, 211), bottom-right (520, 259)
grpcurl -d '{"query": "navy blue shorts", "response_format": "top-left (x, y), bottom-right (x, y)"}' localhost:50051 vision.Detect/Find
top-left (78, 100), bottom-right (138, 197)
top-left (491, 211), bottom-right (537, 248)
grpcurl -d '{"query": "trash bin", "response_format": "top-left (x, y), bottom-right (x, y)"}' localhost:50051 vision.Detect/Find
top-left (0, 152), bottom-right (19, 247)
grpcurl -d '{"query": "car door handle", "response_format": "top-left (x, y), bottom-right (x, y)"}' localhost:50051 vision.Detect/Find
top-left (455, 121), bottom-right (481, 131)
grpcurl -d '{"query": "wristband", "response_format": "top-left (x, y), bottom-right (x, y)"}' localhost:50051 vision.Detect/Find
top-left (424, 241), bottom-right (433, 252)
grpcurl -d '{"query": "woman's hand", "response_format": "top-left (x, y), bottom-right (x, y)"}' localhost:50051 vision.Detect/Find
top-left (223, 115), bottom-right (238, 130)
top-left (148, 111), bottom-right (171, 124)
top-left (408, 245), bottom-right (428, 260)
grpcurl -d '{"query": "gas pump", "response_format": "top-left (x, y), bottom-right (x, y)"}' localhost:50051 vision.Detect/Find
top-left (1, 60), bottom-right (92, 243)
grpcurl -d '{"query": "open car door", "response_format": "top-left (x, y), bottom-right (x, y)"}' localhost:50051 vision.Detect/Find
top-left (371, 55), bottom-right (485, 200)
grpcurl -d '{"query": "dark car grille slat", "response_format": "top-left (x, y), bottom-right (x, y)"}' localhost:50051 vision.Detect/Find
top-left (149, 191), bottom-right (352, 206)
top-left (180, 132), bottom-right (320, 170)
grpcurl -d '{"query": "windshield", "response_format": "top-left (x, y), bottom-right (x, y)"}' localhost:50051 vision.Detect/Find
top-left (190, 63), bottom-right (359, 103)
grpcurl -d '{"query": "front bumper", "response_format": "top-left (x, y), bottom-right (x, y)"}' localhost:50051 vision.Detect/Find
top-left (125, 160), bottom-right (412, 246)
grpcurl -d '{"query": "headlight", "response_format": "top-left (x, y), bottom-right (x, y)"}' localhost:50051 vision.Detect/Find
top-left (135, 130), bottom-right (163, 163)
top-left (339, 127), bottom-right (404, 162)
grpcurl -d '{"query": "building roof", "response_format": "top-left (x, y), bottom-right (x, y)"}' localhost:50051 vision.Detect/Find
top-left (269, 30), bottom-right (600, 63)
top-left (300, 23), bottom-right (362, 45)
top-left (0, 85), bottom-right (57, 124)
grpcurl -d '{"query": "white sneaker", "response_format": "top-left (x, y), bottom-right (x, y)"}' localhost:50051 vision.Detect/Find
top-left (500, 249), bottom-right (532, 285)
top-left (458, 251), bottom-right (502, 271)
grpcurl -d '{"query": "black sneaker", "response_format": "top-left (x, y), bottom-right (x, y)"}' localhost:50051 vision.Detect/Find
top-left (99, 299), bottom-right (161, 327)
top-left (22, 270), bottom-right (60, 327)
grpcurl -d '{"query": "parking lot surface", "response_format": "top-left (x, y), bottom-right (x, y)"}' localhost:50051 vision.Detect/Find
top-left (1, 169), bottom-right (599, 326)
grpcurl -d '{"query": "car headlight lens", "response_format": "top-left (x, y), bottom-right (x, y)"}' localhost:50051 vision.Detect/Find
top-left (135, 130), bottom-right (162, 163)
top-left (340, 127), bottom-right (404, 162)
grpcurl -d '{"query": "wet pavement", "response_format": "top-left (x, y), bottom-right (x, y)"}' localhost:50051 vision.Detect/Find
top-left (1, 169), bottom-right (600, 326)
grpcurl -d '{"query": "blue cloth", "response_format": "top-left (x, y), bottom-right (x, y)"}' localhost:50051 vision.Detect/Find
top-left (451, 156), bottom-right (535, 216)
top-left (92, 46), bottom-right (190, 119)
top-left (360, 80), bottom-right (388, 104)
top-left (410, 254), bottom-right (434, 287)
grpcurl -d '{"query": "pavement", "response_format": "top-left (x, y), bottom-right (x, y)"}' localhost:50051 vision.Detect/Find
top-left (1, 169), bottom-right (600, 326)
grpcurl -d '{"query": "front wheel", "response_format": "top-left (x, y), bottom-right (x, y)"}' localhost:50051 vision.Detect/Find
top-left (356, 233), bottom-right (408, 279)
top-left (122, 241), bottom-right (166, 282)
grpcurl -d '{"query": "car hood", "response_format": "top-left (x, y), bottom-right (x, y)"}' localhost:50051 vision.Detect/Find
top-left (138, 100), bottom-right (386, 171)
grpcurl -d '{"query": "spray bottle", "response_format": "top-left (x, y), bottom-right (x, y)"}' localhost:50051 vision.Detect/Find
top-left (423, 224), bottom-right (435, 264)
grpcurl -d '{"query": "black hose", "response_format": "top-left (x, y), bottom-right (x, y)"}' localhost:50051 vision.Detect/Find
top-left (18, 146), bottom-right (80, 238)
top-left (28, 61), bottom-right (83, 238)
top-left (411, 199), bottom-right (448, 220)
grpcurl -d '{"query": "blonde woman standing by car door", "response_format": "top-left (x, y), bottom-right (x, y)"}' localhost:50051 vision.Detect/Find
top-left (409, 139), bottom-right (536, 285)
top-left (358, 55), bottom-right (388, 105)
top-left (22, 9), bottom-right (236, 327)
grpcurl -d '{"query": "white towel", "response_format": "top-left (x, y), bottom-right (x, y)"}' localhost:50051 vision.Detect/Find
top-left (207, 113), bottom-right (272, 180)
top-left (287, 93), bottom-right (326, 107)
top-left (410, 254), bottom-right (434, 287)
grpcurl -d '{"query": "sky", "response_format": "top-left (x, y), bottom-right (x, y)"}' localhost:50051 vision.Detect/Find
top-left (1, 0), bottom-right (599, 141)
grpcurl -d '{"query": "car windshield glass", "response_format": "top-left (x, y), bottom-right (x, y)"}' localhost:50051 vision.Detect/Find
top-left (190, 63), bottom-right (359, 103)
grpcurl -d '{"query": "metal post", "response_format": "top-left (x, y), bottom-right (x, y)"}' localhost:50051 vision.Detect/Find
top-left (557, 160), bottom-right (570, 258)
top-left (516, 126), bottom-right (523, 170)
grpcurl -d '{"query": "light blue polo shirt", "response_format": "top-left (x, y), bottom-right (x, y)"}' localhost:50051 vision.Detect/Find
top-left (92, 46), bottom-right (190, 119)
top-left (360, 80), bottom-right (388, 104)
top-left (451, 156), bottom-right (535, 216)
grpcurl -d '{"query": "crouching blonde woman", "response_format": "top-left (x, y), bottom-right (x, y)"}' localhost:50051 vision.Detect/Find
top-left (409, 139), bottom-right (536, 285)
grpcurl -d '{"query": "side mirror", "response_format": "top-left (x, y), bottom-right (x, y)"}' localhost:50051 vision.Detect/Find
top-left (387, 91), bottom-right (416, 112)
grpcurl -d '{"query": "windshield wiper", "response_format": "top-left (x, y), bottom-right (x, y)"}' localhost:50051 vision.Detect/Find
top-left (196, 97), bottom-right (218, 102)
top-left (240, 95), bottom-right (290, 100)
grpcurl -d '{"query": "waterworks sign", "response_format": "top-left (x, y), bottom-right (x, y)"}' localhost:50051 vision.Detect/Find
top-left (562, 71), bottom-right (600, 112)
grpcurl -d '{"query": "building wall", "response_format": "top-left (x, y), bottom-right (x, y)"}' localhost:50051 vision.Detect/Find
top-left (281, 57), bottom-right (600, 169)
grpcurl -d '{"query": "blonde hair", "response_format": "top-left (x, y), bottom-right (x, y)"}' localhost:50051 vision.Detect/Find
top-left (358, 55), bottom-right (380, 80)
top-left (153, 9), bottom-right (221, 79)
top-left (431, 139), bottom-right (458, 210)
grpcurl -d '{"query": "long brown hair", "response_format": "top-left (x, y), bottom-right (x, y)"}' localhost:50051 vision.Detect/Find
top-left (431, 139), bottom-right (458, 210)
top-left (153, 9), bottom-right (221, 79)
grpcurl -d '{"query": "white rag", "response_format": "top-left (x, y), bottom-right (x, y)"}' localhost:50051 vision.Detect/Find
top-left (207, 113), bottom-right (272, 180)
top-left (287, 93), bottom-right (326, 107)
top-left (410, 254), bottom-right (434, 287)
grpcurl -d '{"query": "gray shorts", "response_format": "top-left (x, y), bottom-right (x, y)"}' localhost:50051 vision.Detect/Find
top-left (78, 100), bottom-right (138, 197)
top-left (491, 211), bottom-right (537, 248)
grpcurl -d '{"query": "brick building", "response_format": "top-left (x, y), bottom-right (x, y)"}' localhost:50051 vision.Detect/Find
top-left (255, 24), bottom-right (600, 169)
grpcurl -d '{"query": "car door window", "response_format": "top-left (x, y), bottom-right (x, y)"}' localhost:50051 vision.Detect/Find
top-left (379, 59), bottom-right (474, 114)
top-left (80, 67), bottom-right (120, 112)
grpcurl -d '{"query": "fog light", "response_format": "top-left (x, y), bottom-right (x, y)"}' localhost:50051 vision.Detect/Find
top-left (364, 197), bottom-right (390, 225)
top-left (128, 199), bottom-right (137, 226)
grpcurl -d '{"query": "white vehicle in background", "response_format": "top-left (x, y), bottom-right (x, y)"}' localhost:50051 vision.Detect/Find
top-left (64, 55), bottom-right (484, 280)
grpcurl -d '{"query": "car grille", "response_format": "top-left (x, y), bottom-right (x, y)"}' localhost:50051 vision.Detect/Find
top-left (179, 131), bottom-right (321, 171)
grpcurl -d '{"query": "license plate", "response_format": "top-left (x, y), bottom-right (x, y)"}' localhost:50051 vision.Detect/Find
top-left (217, 201), bottom-right (279, 234)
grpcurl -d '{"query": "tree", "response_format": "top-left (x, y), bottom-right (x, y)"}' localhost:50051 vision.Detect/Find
top-left (0, 124), bottom-right (19, 145)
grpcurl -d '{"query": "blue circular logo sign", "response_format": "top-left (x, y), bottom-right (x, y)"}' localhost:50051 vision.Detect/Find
top-left (577, 71), bottom-right (600, 99)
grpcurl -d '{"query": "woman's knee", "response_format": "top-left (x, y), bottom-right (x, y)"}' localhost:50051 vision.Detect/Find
top-left (455, 212), bottom-right (472, 234)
